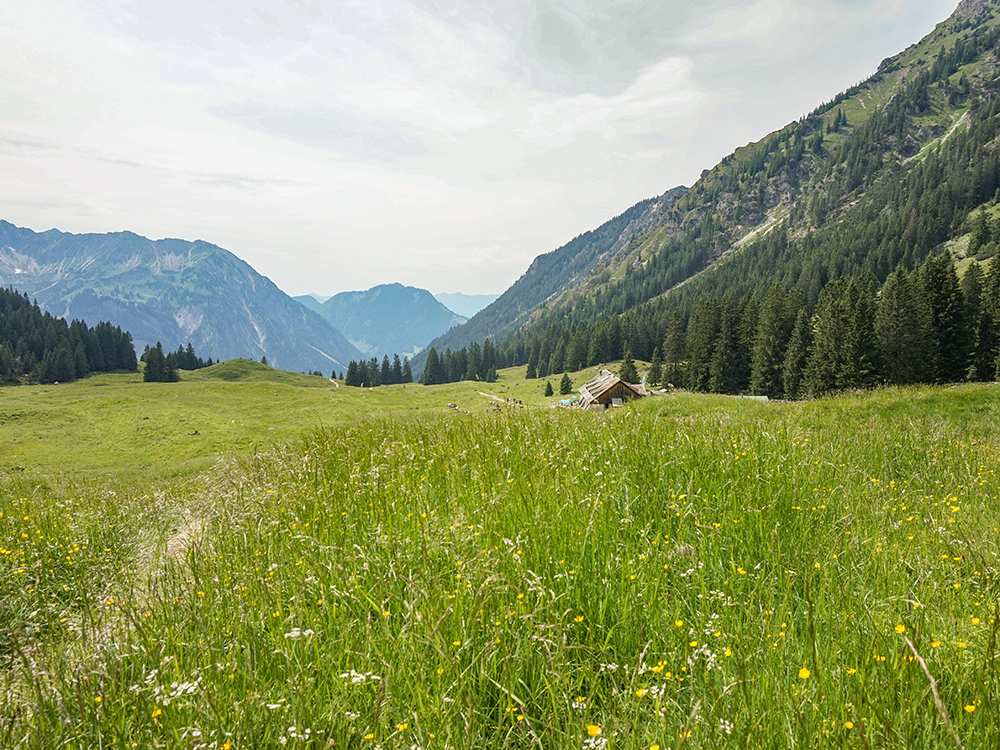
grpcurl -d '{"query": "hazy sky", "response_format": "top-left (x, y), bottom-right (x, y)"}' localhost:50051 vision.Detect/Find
top-left (0, 0), bottom-right (958, 296)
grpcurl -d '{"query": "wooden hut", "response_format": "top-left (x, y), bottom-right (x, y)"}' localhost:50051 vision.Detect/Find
top-left (578, 369), bottom-right (646, 409)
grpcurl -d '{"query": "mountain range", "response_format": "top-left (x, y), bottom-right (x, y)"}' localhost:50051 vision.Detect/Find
top-left (0, 222), bottom-right (362, 373)
top-left (310, 283), bottom-right (466, 359)
top-left (3, 0), bottom-right (998, 384)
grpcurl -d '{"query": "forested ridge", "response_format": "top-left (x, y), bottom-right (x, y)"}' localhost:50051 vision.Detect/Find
top-left (407, 0), bottom-right (1000, 398)
top-left (0, 287), bottom-right (137, 384)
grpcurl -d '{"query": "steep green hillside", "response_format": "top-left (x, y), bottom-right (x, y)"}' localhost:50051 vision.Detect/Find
top-left (411, 186), bottom-right (687, 372)
top-left (518, 0), bottom-right (1000, 334)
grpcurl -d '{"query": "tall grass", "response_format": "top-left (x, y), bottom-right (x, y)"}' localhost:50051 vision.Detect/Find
top-left (2, 385), bottom-right (999, 748)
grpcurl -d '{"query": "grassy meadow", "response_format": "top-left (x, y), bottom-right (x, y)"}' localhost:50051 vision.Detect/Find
top-left (2, 361), bottom-right (999, 748)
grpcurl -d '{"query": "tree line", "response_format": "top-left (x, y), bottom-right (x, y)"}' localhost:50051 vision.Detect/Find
top-left (139, 341), bottom-right (215, 382)
top-left (0, 288), bottom-right (137, 384)
top-left (344, 354), bottom-right (414, 387)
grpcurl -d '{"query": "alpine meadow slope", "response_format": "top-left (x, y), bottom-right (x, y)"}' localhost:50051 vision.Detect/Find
top-left (0, 221), bottom-right (363, 373)
top-left (417, 0), bottom-right (1000, 387)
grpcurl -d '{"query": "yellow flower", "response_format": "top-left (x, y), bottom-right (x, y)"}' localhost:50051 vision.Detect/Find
top-left (651, 745), bottom-right (661, 750)
top-left (689, 640), bottom-right (698, 647)
top-left (675, 620), bottom-right (683, 627)
top-left (798, 667), bottom-right (811, 679)
top-left (931, 640), bottom-right (941, 648)
top-left (397, 723), bottom-right (408, 731)
top-left (847, 668), bottom-right (856, 675)
top-left (964, 704), bottom-right (976, 713)
top-left (452, 640), bottom-right (461, 646)
top-left (845, 721), bottom-right (854, 729)
top-left (587, 725), bottom-right (601, 737)
top-left (364, 734), bottom-right (375, 740)
top-left (636, 688), bottom-right (647, 697)
top-left (95, 696), bottom-right (103, 703)
top-left (222, 744), bottom-right (232, 750)
top-left (574, 615), bottom-right (585, 623)
top-left (151, 708), bottom-right (162, 718)
top-left (971, 617), bottom-right (980, 625)
top-left (724, 648), bottom-right (732, 657)
top-left (895, 624), bottom-right (906, 634)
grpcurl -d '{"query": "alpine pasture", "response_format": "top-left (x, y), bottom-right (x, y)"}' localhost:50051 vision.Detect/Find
top-left (1, 361), bottom-right (998, 748)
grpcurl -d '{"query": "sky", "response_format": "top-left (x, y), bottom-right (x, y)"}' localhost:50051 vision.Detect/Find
top-left (0, 0), bottom-right (960, 297)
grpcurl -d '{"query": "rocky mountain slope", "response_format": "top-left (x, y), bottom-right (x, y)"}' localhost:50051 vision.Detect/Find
top-left (0, 221), bottom-right (362, 373)
top-left (314, 283), bottom-right (466, 359)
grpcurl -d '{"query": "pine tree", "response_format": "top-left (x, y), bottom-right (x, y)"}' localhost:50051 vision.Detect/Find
top-left (662, 313), bottom-right (686, 388)
top-left (559, 371), bottom-right (572, 395)
top-left (618, 348), bottom-right (638, 384)
top-left (525, 360), bottom-right (537, 379)
top-left (544, 381), bottom-right (554, 396)
top-left (750, 284), bottom-right (792, 398)
top-left (921, 253), bottom-right (969, 382)
top-left (143, 342), bottom-right (166, 383)
top-left (402, 357), bottom-right (413, 383)
top-left (782, 309), bottom-right (811, 399)
top-left (648, 347), bottom-right (662, 388)
top-left (686, 299), bottom-right (720, 392)
top-left (875, 267), bottom-right (936, 384)
top-left (709, 293), bottom-right (742, 394)
top-left (420, 348), bottom-right (445, 385)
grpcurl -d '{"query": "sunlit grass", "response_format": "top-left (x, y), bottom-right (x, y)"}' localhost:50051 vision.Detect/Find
top-left (2, 382), bottom-right (999, 747)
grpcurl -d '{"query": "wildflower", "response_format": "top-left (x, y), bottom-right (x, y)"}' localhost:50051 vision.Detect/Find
top-left (798, 668), bottom-right (811, 679)
top-left (846, 668), bottom-right (856, 675)
top-left (364, 733), bottom-right (375, 740)
top-left (151, 708), bottom-right (162, 718)
top-left (895, 624), bottom-right (906, 634)
top-left (397, 723), bottom-right (408, 731)
top-left (964, 705), bottom-right (976, 713)
top-left (95, 696), bottom-right (103, 704)
top-left (452, 640), bottom-right (461, 646)
top-left (931, 641), bottom-right (941, 648)
top-left (574, 615), bottom-right (585, 623)
top-left (724, 648), bottom-right (732, 657)
top-left (587, 725), bottom-right (601, 737)
top-left (689, 640), bottom-right (698, 647)
top-left (635, 689), bottom-right (647, 697)
top-left (971, 617), bottom-right (980, 625)
top-left (845, 721), bottom-right (854, 729)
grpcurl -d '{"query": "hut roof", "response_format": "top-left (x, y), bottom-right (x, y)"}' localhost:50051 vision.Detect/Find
top-left (578, 369), bottom-right (645, 407)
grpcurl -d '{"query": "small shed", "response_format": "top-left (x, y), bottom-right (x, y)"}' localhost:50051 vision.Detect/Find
top-left (578, 369), bottom-right (646, 410)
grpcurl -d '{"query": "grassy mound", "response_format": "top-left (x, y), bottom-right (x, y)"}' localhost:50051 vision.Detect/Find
top-left (187, 358), bottom-right (331, 387)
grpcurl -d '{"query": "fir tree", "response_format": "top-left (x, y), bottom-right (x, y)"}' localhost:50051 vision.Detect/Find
top-left (618, 348), bottom-right (638, 384)
top-left (875, 267), bottom-right (936, 384)
top-left (921, 253), bottom-right (969, 382)
top-left (750, 285), bottom-right (796, 398)
top-left (525, 360), bottom-right (537, 379)
top-left (559, 371), bottom-right (572, 395)
top-left (648, 347), bottom-right (663, 389)
top-left (544, 380), bottom-right (554, 396)
top-left (782, 309), bottom-right (811, 399)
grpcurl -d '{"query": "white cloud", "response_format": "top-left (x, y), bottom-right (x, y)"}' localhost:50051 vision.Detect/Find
top-left (0, 0), bottom-right (963, 296)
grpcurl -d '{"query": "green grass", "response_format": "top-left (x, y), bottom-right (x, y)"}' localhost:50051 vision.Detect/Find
top-left (2, 373), bottom-right (1000, 748)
